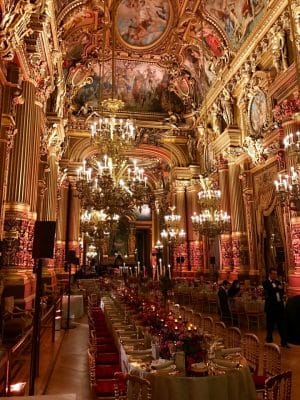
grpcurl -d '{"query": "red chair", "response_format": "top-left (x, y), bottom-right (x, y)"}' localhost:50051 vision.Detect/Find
top-left (95, 364), bottom-right (121, 379)
top-left (96, 344), bottom-right (117, 353)
top-left (95, 352), bottom-right (119, 365)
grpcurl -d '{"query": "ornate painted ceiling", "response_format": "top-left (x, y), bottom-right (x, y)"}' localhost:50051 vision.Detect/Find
top-left (57, 0), bottom-right (268, 118)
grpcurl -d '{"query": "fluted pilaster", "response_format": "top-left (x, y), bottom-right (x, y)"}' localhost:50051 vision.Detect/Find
top-left (42, 153), bottom-right (58, 221)
top-left (55, 183), bottom-right (69, 271)
top-left (218, 158), bottom-right (232, 274)
top-left (228, 163), bottom-right (249, 277)
top-left (6, 81), bottom-right (36, 205)
top-left (67, 182), bottom-right (81, 256)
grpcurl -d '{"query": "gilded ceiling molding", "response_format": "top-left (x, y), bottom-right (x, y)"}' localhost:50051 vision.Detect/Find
top-left (57, 0), bottom-right (91, 27)
top-left (199, 0), bottom-right (289, 116)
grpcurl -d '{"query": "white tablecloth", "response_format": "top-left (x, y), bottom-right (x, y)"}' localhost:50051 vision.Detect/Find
top-left (62, 295), bottom-right (84, 318)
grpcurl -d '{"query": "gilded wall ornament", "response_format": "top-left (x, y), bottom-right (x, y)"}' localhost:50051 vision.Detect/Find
top-left (248, 89), bottom-right (268, 136)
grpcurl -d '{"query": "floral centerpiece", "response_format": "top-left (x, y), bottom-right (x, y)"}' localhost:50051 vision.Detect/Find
top-left (177, 332), bottom-right (207, 375)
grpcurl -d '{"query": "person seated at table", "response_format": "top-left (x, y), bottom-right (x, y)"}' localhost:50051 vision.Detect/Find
top-left (218, 280), bottom-right (231, 323)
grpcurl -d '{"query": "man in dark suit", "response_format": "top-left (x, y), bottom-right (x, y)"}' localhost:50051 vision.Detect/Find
top-left (217, 280), bottom-right (231, 324)
top-left (263, 268), bottom-right (288, 347)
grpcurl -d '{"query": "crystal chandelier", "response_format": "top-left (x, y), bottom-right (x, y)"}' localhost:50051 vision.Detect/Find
top-left (86, 244), bottom-right (97, 259)
top-left (76, 155), bottom-right (151, 215)
top-left (192, 176), bottom-right (230, 237)
top-left (283, 130), bottom-right (300, 152)
top-left (80, 208), bottom-right (119, 238)
top-left (161, 207), bottom-right (186, 244)
top-left (274, 166), bottom-right (300, 210)
top-left (86, 0), bottom-right (136, 152)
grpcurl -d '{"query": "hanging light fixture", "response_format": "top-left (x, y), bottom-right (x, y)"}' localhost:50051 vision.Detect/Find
top-left (160, 206), bottom-right (186, 245)
top-left (76, 155), bottom-right (152, 214)
top-left (86, 0), bottom-right (135, 151)
top-left (191, 176), bottom-right (230, 238)
top-left (274, 166), bottom-right (300, 210)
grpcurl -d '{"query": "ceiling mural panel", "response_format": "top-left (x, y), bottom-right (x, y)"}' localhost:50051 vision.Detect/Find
top-left (204, 0), bottom-right (267, 49)
top-left (72, 60), bottom-right (170, 114)
top-left (181, 18), bottom-right (227, 103)
top-left (116, 0), bottom-right (172, 48)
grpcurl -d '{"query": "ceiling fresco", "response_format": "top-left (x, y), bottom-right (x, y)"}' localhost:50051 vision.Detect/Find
top-left (116, 0), bottom-right (172, 48)
top-left (71, 60), bottom-right (170, 114)
top-left (204, 0), bottom-right (267, 49)
top-left (57, 0), bottom-right (270, 120)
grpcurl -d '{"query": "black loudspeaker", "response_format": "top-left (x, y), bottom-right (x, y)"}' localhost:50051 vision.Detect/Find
top-left (66, 250), bottom-right (77, 264)
top-left (210, 256), bottom-right (216, 265)
top-left (32, 221), bottom-right (56, 259)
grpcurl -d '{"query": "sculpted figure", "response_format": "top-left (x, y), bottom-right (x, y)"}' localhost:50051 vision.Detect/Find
top-left (269, 24), bottom-right (288, 73)
top-left (187, 134), bottom-right (197, 162)
top-left (221, 88), bottom-right (234, 127)
top-left (210, 103), bottom-right (223, 136)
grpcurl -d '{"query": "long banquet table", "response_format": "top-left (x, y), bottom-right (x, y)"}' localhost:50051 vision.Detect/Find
top-left (102, 297), bottom-right (257, 400)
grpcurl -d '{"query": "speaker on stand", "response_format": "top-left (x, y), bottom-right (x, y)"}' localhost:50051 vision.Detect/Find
top-left (29, 221), bottom-right (56, 396)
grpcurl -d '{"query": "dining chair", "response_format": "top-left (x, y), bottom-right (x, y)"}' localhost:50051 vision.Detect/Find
top-left (114, 372), bottom-right (152, 400)
top-left (242, 333), bottom-right (260, 374)
top-left (263, 370), bottom-right (292, 400)
top-left (244, 299), bottom-right (264, 330)
top-left (202, 316), bottom-right (214, 334)
top-left (185, 308), bottom-right (194, 324)
top-left (226, 327), bottom-right (242, 348)
top-left (207, 292), bottom-right (218, 314)
top-left (253, 343), bottom-right (281, 393)
top-left (193, 312), bottom-right (202, 331)
top-left (214, 321), bottom-right (227, 339)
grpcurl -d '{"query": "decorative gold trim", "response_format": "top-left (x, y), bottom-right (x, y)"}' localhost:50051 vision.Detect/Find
top-left (4, 202), bottom-right (30, 213)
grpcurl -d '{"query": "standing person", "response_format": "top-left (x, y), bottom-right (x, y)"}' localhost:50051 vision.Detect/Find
top-left (228, 280), bottom-right (241, 299)
top-left (218, 280), bottom-right (231, 324)
top-left (263, 268), bottom-right (289, 347)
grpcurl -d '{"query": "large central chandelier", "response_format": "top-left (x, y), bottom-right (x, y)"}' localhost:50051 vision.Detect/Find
top-left (76, 155), bottom-right (151, 214)
top-left (191, 175), bottom-right (230, 237)
top-left (87, 0), bottom-right (135, 152)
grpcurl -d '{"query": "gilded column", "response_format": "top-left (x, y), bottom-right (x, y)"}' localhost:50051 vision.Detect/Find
top-left (55, 182), bottom-right (69, 273)
top-left (240, 167), bottom-right (259, 280)
top-left (67, 181), bottom-right (81, 259)
top-left (228, 162), bottom-right (249, 280)
top-left (2, 80), bottom-right (40, 308)
top-left (173, 181), bottom-right (188, 275)
top-left (40, 150), bottom-right (59, 285)
top-left (282, 116), bottom-right (300, 295)
top-left (218, 156), bottom-right (233, 279)
top-left (0, 64), bottom-right (20, 239)
top-left (186, 181), bottom-right (204, 274)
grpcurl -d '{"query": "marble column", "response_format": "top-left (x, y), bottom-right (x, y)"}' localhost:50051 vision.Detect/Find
top-left (2, 80), bottom-right (41, 308)
top-left (228, 163), bottom-right (249, 280)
